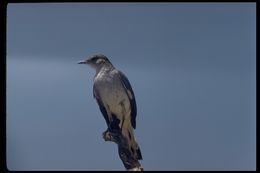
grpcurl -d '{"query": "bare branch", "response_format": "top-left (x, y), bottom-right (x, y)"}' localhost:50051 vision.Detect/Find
top-left (103, 130), bottom-right (143, 171)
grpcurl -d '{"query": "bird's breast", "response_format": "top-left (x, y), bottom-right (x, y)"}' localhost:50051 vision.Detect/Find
top-left (94, 73), bottom-right (130, 115)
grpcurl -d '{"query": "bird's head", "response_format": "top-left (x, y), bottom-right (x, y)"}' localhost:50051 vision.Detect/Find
top-left (78, 54), bottom-right (113, 70)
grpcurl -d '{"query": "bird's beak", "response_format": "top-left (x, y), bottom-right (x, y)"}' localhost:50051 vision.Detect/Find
top-left (77, 60), bottom-right (88, 64)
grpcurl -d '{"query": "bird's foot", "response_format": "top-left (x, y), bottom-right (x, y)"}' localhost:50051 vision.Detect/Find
top-left (102, 128), bottom-right (120, 143)
top-left (102, 129), bottom-right (110, 141)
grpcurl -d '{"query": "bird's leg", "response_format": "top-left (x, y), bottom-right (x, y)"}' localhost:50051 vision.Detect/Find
top-left (102, 124), bottom-right (119, 142)
top-left (102, 128), bottom-right (121, 143)
top-left (102, 128), bottom-right (111, 141)
top-left (102, 115), bottom-right (122, 142)
top-left (102, 124), bottom-right (112, 141)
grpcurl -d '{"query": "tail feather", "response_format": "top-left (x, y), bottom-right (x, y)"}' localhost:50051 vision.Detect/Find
top-left (122, 122), bottom-right (142, 160)
top-left (136, 146), bottom-right (142, 160)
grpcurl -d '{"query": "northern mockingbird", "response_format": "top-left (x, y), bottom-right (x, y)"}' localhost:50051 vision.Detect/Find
top-left (78, 54), bottom-right (142, 161)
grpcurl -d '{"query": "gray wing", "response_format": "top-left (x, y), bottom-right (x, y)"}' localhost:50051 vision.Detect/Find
top-left (117, 71), bottom-right (137, 129)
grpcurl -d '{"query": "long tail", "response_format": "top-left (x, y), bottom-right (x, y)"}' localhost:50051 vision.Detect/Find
top-left (121, 121), bottom-right (142, 160)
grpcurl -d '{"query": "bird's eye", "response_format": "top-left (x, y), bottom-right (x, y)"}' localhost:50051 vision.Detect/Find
top-left (96, 59), bottom-right (104, 64)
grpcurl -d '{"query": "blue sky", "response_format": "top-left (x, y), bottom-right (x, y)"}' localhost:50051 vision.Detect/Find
top-left (6, 3), bottom-right (256, 170)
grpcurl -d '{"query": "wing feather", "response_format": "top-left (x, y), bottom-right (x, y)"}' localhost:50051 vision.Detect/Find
top-left (117, 71), bottom-right (137, 129)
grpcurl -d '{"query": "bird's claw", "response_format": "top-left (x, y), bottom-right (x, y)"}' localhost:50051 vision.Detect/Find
top-left (102, 128), bottom-right (119, 142)
top-left (102, 129), bottom-right (110, 141)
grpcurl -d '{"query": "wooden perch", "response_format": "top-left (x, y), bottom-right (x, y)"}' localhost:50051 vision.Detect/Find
top-left (103, 129), bottom-right (143, 171)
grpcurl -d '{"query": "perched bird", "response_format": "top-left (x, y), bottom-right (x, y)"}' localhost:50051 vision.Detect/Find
top-left (78, 54), bottom-right (142, 160)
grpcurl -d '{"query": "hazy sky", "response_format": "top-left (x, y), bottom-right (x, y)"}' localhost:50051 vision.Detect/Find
top-left (6, 3), bottom-right (256, 171)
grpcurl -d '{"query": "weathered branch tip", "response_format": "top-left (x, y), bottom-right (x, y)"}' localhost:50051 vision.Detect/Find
top-left (102, 130), bottom-right (143, 171)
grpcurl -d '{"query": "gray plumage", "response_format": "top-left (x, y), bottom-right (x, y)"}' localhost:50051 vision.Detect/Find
top-left (78, 54), bottom-right (142, 160)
